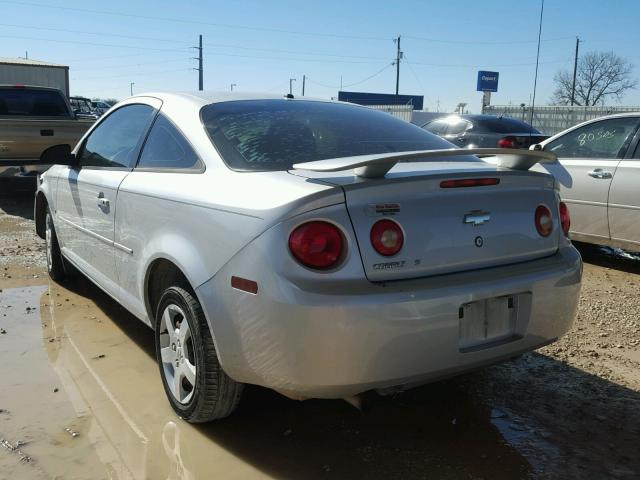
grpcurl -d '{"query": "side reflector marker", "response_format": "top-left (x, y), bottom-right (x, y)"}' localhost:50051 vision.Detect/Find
top-left (231, 276), bottom-right (258, 294)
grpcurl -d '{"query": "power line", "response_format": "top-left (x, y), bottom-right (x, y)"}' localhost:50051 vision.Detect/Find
top-left (0, 22), bottom-right (193, 45)
top-left (201, 51), bottom-right (384, 65)
top-left (530, 0), bottom-right (544, 126)
top-left (306, 63), bottom-right (393, 90)
top-left (405, 58), bottom-right (567, 68)
top-left (404, 34), bottom-right (573, 45)
top-left (73, 67), bottom-right (192, 83)
top-left (0, 21), bottom-right (390, 61)
top-left (73, 57), bottom-right (190, 72)
top-left (203, 42), bottom-right (389, 61)
top-left (402, 55), bottom-right (426, 95)
top-left (0, 34), bottom-right (188, 52)
top-left (0, 0), bottom-right (390, 41)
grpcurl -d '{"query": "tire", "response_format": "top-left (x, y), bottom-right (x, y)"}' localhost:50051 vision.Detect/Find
top-left (155, 286), bottom-right (243, 422)
top-left (45, 209), bottom-right (67, 281)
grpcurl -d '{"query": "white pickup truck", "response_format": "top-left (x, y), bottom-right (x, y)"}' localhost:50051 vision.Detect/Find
top-left (0, 85), bottom-right (94, 185)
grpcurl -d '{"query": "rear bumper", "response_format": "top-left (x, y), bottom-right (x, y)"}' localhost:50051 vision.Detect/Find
top-left (197, 245), bottom-right (582, 399)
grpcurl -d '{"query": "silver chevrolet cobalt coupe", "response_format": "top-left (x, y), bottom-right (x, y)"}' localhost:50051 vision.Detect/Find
top-left (34, 93), bottom-right (582, 422)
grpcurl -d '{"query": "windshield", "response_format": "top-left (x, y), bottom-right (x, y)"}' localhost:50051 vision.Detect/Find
top-left (201, 99), bottom-right (454, 171)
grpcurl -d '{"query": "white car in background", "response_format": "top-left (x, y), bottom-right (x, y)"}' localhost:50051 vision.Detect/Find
top-left (34, 92), bottom-right (582, 422)
top-left (532, 113), bottom-right (640, 251)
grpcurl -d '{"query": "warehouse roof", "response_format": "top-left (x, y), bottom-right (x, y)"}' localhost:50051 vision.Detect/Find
top-left (0, 57), bottom-right (68, 68)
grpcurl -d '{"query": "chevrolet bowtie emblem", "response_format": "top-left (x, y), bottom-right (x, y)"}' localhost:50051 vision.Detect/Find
top-left (463, 210), bottom-right (491, 226)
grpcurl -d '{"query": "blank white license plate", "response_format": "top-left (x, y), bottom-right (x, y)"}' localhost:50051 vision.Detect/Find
top-left (459, 294), bottom-right (520, 351)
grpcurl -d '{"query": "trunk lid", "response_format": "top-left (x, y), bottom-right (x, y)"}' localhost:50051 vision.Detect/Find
top-left (293, 161), bottom-right (559, 281)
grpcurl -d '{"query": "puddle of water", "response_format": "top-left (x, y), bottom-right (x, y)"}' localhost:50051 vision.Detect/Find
top-left (0, 276), bottom-right (538, 480)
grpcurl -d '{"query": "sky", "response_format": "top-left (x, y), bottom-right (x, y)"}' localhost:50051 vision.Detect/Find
top-left (1, 0), bottom-right (639, 113)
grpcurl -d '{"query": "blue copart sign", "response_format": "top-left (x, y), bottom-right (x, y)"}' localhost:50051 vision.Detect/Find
top-left (477, 71), bottom-right (499, 92)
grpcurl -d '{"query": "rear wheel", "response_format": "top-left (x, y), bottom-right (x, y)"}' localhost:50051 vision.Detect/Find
top-left (45, 210), bottom-right (67, 281)
top-left (155, 286), bottom-right (243, 422)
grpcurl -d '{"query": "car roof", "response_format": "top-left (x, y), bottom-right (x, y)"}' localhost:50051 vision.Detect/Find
top-left (130, 91), bottom-right (343, 110)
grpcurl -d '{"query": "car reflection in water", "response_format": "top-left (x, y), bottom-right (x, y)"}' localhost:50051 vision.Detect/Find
top-left (0, 279), bottom-right (533, 480)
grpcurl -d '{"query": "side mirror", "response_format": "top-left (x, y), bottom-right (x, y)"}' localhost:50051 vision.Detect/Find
top-left (530, 143), bottom-right (543, 151)
top-left (40, 144), bottom-right (76, 167)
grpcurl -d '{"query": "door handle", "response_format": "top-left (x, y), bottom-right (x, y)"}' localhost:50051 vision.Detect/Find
top-left (97, 192), bottom-right (110, 208)
top-left (588, 169), bottom-right (613, 179)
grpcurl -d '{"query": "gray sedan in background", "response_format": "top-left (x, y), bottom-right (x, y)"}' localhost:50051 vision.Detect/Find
top-left (532, 112), bottom-right (640, 252)
top-left (423, 114), bottom-right (548, 149)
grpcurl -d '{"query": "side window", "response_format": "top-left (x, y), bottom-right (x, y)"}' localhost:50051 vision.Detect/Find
top-left (78, 104), bottom-right (156, 168)
top-left (137, 114), bottom-right (199, 170)
top-left (546, 117), bottom-right (639, 159)
top-left (424, 120), bottom-right (448, 135)
top-left (446, 119), bottom-right (472, 135)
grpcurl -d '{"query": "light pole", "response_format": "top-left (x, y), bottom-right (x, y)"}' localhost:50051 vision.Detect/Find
top-left (289, 78), bottom-right (296, 96)
top-left (130, 82), bottom-right (134, 96)
top-left (230, 83), bottom-right (237, 92)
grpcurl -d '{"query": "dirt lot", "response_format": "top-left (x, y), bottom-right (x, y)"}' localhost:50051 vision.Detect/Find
top-left (1, 187), bottom-right (639, 480)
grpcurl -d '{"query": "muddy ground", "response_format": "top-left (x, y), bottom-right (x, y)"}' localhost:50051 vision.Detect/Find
top-left (0, 186), bottom-right (639, 480)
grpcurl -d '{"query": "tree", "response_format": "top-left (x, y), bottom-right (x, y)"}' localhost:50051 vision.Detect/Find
top-left (551, 51), bottom-right (637, 106)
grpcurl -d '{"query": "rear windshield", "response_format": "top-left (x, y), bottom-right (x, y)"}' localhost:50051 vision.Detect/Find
top-left (201, 99), bottom-right (453, 171)
top-left (476, 117), bottom-right (540, 134)
top-left (0, 88), bottom-right (69, 117)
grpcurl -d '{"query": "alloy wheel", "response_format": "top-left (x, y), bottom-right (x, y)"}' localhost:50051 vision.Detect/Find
top-left (159, 304), bottom-right (197, 404)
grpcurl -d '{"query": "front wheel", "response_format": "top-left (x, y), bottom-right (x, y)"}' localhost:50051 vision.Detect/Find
top-left (155, 286), bottom-right (243, 422)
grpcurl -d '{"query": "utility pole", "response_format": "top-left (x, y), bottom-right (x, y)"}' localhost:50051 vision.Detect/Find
top-left (394, 35), bottom-right (402, 95)
top-left (570, 36), bottom-right (580, 106)
top-left (302, 75), bottom-right (306, 96)
top-left (289, 78), bottom-right (296, 95)
top-left (130, 82), bottom-right (134, 96)
top-left (193, 34), bottom-right (203, 91)
top-left (230, 83), bottom-right (236, 91)
top-left (529, 0), bottom-right (544, 126)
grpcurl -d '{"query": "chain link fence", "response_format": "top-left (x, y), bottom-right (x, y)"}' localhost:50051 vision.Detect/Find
top-left (483, 105), bottom-right (640, 136)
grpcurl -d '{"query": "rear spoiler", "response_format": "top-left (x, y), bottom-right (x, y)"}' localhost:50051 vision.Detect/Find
top-left (292, 148), bottom-right (557, 179)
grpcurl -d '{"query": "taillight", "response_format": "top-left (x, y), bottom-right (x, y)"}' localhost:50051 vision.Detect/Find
top-left (497, 136), bottom-right (517, 148)
top-left (370, 219), bottom-right (404, 256)
top-left (534, 205), bottom-right (553, 237)
top-left (559, 202), bottom-right (570, 236)
top-left (288, 221), bottom-right (343, 269)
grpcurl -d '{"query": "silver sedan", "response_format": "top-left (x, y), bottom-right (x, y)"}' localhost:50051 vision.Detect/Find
top-left (34, 93), bottom-right (582, 422)
top-left (533, 112), bottom-right (640, 251)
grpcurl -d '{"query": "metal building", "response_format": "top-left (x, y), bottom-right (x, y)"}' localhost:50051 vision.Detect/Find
top-left (338, 91), bottom-right (424, 110)
top-left (0, 58), bottom-right (70, 97)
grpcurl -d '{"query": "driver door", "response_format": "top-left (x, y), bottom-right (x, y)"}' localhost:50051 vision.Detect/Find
top-left (56, 102), bottom-right (158, 294)
top-left (543, 116), bottom-right (640, 241)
